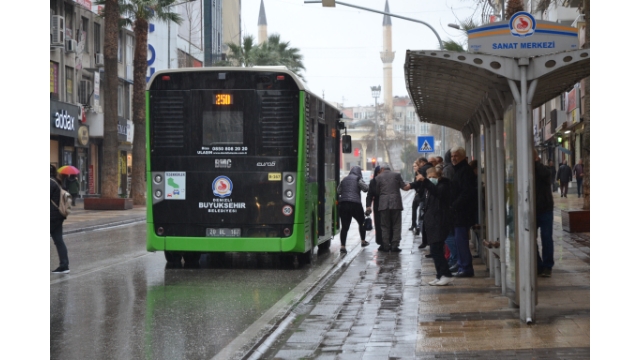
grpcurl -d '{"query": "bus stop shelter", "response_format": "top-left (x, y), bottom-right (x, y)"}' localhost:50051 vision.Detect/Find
top-left (404, 46), bottom-right (590, 323)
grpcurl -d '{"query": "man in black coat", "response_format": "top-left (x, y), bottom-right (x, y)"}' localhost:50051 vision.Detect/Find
top-left (534, 150), bottom-right (554, 277)
top-left (548, 160), bottom-right (557, 193)
top-left (449, 147), bottom-right (477, 277)
top-left (50, 165), bottom-right (70, 274)
top-left (556, 161), bottom-right (572, 197)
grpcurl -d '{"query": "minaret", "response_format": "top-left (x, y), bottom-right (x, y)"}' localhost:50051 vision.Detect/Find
top-left (380, 0), bottom-right (395, 122)
top-left (258, 0), bottom-right (268, 45)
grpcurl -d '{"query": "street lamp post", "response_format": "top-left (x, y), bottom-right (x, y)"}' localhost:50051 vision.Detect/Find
top-left (371, 85), bottom-right (381, 164)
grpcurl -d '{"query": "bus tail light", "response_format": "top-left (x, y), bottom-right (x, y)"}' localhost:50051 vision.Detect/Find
top-left (282, 172), bottom-right (296, 206)
top-left (157, 227), bottom-right (165, 236)
top-left (283, 228), bottom-right (291, 237)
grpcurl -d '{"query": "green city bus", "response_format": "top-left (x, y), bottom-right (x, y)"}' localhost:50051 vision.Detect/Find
top-left (146, 67), bottom-right (342, 265)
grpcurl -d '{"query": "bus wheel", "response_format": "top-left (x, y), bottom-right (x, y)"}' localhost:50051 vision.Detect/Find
top-left (164, 251), bottom-right (182, 265)
top-left (298, 249), bottom-right (313, 265)
top-left (183, 252), bottom-right (201, 266)
top-left (318, 240), bottom-right (331, 251)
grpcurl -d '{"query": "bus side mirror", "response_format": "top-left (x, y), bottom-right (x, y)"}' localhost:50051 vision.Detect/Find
top-left (342, 135), bottom-right (352, 153)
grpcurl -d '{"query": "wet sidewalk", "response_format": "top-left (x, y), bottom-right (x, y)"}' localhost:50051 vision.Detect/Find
top-left (61, 198), bottom-right (147, 235)
top-left (267, 193), bottom-right (590, 359)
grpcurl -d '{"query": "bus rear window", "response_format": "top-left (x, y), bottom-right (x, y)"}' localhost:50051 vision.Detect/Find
top-left (203, 110), bottom-right (243, 145)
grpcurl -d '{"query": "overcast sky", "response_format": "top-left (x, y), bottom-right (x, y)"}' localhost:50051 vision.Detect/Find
top-left (241, 0), bottom-right (479, 107)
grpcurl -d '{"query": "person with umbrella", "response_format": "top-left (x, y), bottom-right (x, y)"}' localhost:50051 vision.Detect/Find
top-left (66, 174), bottom-right (80, 206)
top-left (50, 165), bottom-right (70, 274)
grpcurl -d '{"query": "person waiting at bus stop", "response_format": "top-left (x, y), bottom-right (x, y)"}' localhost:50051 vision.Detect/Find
top-left (375, 163), bottom-right (409, 252)
top-left (337, 166), bottom-right (370, 254)
top-left (365, 166), bottom-right (383, 247)
top-left (449, 146), bottom-right (476, 278)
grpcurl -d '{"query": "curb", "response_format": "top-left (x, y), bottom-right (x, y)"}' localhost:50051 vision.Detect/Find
top-left (63, 217), bottom-right (146, 235)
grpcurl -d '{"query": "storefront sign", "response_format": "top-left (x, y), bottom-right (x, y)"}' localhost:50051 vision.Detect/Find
top-left (50, 100), bottom-right (80, 137)
top-left (77, 124), bottom-right (90, 147)
top-left (117, 116), bottom-right (128, 142)
top-left (50, 62), bottom-right (59, 96)
top-left (468, 11), bottom-right (578, 57)
top-left (88, 164), bottom-right (95, 194)
top-left (567, 88), bottom-right (577, 113)
top-left (94, 71), bottom-right (100, 108)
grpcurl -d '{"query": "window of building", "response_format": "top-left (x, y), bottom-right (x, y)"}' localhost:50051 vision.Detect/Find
top-left (65, 66), bottom-right (74, 103)
top-left (65, 3), bottom-right (74, 37)
top-left (94, 22), bottom-right (101, 55)
top-left (50, 62), bottom-right (59, 100)
top-left (82, 17), bottom-right (89, 53)
top-left (124, 84), bottom-right (130, 119)
top-left (118, 31), bottom-right (122, 63)
top-left (126, 34), bottom-right (134, 80)
top-left (419, 123), bottom-right (429, 134)
top-left (118, 82), bottom-right (124, 116)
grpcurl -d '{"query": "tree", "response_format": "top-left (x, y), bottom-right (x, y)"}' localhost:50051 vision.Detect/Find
top-left (222, 34), bottom-right (306, 81)
top-left (505, 0), bottom-right (525, 18)
top-left (101, 0), bottom-right (120, 199)
top-left (107, 0), bottom-right (183, 205)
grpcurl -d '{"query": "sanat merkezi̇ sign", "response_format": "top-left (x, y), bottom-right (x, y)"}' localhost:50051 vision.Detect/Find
top-left (467, 11), bottom-right (578, 57)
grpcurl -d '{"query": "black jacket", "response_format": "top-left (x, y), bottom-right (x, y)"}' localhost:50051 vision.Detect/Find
top-left (365, 177), bottom-right (379, 212)
top-left (50, 177), bottom-right (65, 223)
top-left (421, 177), bottom-right (453, 244)
top-left (535, 161), bottom-right (554, 213)
top-left (556, 164), bottom-right (572, 183)
top-left (450, 159), bottom-right (476, 227)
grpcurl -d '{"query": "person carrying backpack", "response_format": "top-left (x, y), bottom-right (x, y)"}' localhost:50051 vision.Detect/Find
top-left (50, 165), bottom-right (70, 274)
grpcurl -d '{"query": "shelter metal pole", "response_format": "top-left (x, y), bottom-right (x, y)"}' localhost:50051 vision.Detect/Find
top-left (479, 112), bottom-right (492, 268)
top-left (485, 104), bottom-right (501, 286)
top-left (489, 97), bottom-right (508, 295)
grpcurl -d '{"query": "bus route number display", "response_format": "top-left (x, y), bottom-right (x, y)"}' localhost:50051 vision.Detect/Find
top-left (215, 94), bottom-right (233, 105)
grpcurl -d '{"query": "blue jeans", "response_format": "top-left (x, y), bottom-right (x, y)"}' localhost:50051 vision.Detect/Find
top-left (536, 210), bottom-right (554, 270)
top-left (454, 226), bottom-right (474, 274)
top-left (576, 177), bottom-right (583, 197)
top-left (445, 231), bottom-right (457, 266)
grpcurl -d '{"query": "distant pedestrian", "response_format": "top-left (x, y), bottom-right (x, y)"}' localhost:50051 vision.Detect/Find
top-left (67, 174), bottom-right (80, 206)
top-left (573, 159), bottom-right (584, 198)
top-left (436, 156), bottom-right (444, 165)
top-left (411, 167), bottom-right (454, 285)
top-left (534, 150), bottom-right (554, 277)
top-left (375, 164), bottom-right (409, 252)
top-left (556, 161), bottom-right (572, 197)
top-left (548, 160), bottom-right (557, 193)
top-left (365, 166), bottom-right (383, 246)
top-left (337, 166), bottom-right (370, 254)
top-left (441, 150), bottom-right (455, 180)
top-left (449, 146), bottom-right (476, 278)
top-left (408, 162), bottom-right (423, 236)
top-left (50, 165), bottom-right (70, 274)
top-left (428, 156), bottom-right (438, 167)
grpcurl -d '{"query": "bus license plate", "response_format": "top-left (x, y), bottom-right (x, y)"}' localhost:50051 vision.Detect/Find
top-left (206, 228), bottom-right (241, 237)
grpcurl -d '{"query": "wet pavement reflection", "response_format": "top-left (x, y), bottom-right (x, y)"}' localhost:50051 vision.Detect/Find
top-left (50, 222), bottom-right (354, 360)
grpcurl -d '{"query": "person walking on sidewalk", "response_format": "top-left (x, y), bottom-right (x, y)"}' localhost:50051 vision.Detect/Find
top-left (375, 164), bottom-right (409, 252)
top-left (337, 166), bottom-right (370, 254)
top-left (50, 165), bottom-right (70, 274)
top-left (417, 167), bottom-right (454, 286)
top-left (548, 160), bottom-right (557, 193)
top-left (534, 150), bottom-right (554, 277)
top-left (408, 162), bottom-right (423, 235)
top-left (450, 147), bottom-right (476, 278)
top-left (573, 159), bottom-right (584, 198)
top-left (365, 166), bottom-right (383, 247)
top-left (557, 161), bottom-right (572, 197)
top-left (67, 174), bottom-right (80, 206)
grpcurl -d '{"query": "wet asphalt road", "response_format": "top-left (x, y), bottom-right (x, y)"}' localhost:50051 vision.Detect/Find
top-left (50, 222), bottom-right (353, 360)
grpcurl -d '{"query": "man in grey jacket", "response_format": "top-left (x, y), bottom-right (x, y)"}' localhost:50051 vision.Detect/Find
top-left (375, 164), bottom-right (409, 252)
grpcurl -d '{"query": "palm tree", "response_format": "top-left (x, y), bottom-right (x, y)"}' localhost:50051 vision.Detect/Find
top-left (223, 34), bottom-right (306, 81)
top-left (110, 0), bottom-right (182, 205)
top-left (101, 0), bottom-right (120, 199)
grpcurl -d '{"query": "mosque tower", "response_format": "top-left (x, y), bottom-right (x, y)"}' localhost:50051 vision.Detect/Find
top-left (380, 0), bottom-right (395, 121)
top-left (258, 0), bottom-right (268, 45)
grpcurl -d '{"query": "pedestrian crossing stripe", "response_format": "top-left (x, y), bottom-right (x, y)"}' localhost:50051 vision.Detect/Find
top-left (420, 140), bottom-right (433, 152)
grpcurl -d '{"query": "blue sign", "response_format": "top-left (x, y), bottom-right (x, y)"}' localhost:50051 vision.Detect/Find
top-left (417, 136), bottom-right (435, 153)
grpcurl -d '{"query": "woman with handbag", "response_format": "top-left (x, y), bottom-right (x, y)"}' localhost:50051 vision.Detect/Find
top-left (337, 166), bottom-right (370, 254)
top-left (365, 166), bottom-right (383, 247)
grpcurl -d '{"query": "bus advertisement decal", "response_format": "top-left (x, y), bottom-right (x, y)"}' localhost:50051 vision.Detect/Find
top-left (164, 172), bottom-right (186, 200)
top-left (212, 176), bottom-right (233, 198)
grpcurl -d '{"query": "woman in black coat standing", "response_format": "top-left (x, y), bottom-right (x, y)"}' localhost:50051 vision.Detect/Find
top-left (416, 167), bottom-right (454, 286)
top-left (365, 166), bottom-right (383, 247)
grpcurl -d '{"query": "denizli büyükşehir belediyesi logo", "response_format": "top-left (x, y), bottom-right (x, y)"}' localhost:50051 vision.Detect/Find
top-left (212, 176), bottom-right (233, 198)
top-left (509, 11), bottom-right (536, 37)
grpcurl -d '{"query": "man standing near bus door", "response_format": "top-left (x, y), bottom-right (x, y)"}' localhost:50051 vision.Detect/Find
top-left (375, 164), bottom-right (409, 252)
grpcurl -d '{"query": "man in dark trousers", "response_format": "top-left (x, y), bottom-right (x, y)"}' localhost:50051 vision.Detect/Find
top-left (556, 161), bottom-right (572, 197)
top-left (50, 165), bottom-right (70, 274)
top-left (534, 150), bottom-right (554, 277)
top-left (449, 146), bottom-right (477, 277)
top-left (375, 164), bottom-right (409, 252)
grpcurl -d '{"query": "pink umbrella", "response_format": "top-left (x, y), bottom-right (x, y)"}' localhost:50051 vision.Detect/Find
top-left (58, 165), bottom-right (80, 175)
